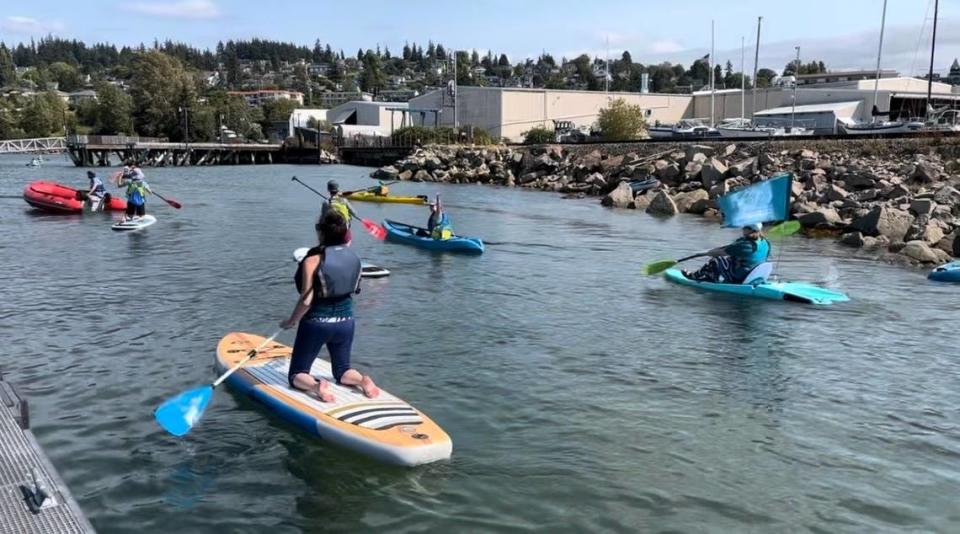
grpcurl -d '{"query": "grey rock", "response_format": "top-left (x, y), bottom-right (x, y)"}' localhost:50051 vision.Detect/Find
top-left (823, 184), bottom-right (849, 202)
top-left (728, 157), bottom-right (757, 178)
top-left (600, 181), bottom-right (634, 208)
top-left (654, 160), bottom-right (681, 184)
top-left (397, 169), bottom-right (414, 181)
top-left (413, 169), bottom-right (432, 182)
top-left (909, 198), bottom-right (935, 216)
top-left (674, 189), bottom-right (709, 213)
top-left (688, 197), bottom-right (715, 215)
top-left (633, 193), bottom-right (652, 211)
top-left (371, 165), bottom-right (399, 180)
top-left (646, 190), bottom-right (679, 216)
top-left (840, 231), bottom-right (865, 247)
top-left (849, 206), bottom-right (914, 241)
top-left (700, 158), bottom-right (728, 190)
top-left (911, 161), bottom-right (940, 183)
top-left (901, 240), bottom-right (939, 263)
top-left (798, 207), bottom-right (843, 228)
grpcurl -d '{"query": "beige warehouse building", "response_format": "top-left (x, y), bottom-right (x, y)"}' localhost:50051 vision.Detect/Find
top-left (407, 77), bottom-right (959, 141)
top-left (408, 87), bottom-right (689, 141)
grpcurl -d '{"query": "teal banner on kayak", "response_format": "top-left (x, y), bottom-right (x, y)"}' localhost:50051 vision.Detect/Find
top-left (717, 173), bottom-right (792, 227)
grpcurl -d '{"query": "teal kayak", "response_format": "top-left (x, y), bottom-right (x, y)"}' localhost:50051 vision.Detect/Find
top-left (928, 261), bottom-right (960, 283)
top-left (663, 268), bottom-right (849, 305)
top-left (383, 220), bottom-right (484, 254)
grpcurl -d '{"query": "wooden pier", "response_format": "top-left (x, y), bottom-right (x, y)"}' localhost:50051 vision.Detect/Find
top-left (66, 135), bottom-right (282, 167)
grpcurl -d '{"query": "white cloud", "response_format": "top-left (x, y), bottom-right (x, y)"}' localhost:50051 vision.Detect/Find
top-left (1, 16), bottom-right (65, 34)
top-left (650, 40), bottom-right (685, 54)
top-left (123, 0), bottom-right (220, 19)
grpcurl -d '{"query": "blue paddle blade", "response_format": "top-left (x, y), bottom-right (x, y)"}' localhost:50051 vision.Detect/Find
top-left (154, 385), bottom-right (214, 437)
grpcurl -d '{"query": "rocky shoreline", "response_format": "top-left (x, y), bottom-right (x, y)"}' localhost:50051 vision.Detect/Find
top-left (370, 139), bottom-right (960, 267)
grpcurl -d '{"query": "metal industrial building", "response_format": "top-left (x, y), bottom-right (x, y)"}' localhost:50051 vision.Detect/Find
top-left (402, 76), bottom-right (960, 141)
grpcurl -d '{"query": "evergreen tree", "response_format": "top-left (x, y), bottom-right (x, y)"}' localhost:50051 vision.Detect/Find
top-left (402, 42), bottom-right (411, 61)
top-left (0, 44), bottom-right (16, 87)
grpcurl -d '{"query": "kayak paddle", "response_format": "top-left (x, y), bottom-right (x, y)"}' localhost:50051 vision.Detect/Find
top-left (291, 176), bottom-right (386, 240)
top-left (641, 254), bottom-right (707, 276)
top-left (153, 191), bottom-right (182, 209)
top-left (641, 220), bottom-right (802, 276)
top-left (765, 220), bottom-right (801, 238)
top-left (154, 329), bottom-right (282, 437)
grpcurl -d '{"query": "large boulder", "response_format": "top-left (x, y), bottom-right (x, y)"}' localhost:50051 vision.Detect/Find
top-left (849, 206), bottom-right (914, 241)
top-left (700, 158), bottom-right (728, 190)
top-left (840, 231), bottom-right (865, 247)
top-left (371, 165), bottom-right (399, 180)
top-left (841, 172), bottom-right (879, 190)
top-left (578, 150), bottom-right (603, 171)
top-left (688, 197), bottom-right (715, 215)
top-left (646, 190), bottom-right (679, 216)
top-left (601, 181), bottom-right (635, 209)
top-left (728, 157), bottom-right (757, 178)
top-left (633, 193), bottom-right (652, 211)
top-left (798, 207), bottom-right (843, 228)
top-left (413, 169), bottom-right (432, 182)
top-left (674, 189), bottom-right (709, 213)
top-left (909, 198), bottom-right (935, 217)
top-left (935, 230), bottom-right (960, 257)
top-left (599, 155), bottom-right (625, 174)
top-left (397, 169), bottom-right (414, 181)
top-left (654, 160), bottom-right (681, 184)
top-left (901, 240), bottom-right (940, 263)
top-left (685, 144), bottom-right (715, 161)
top-left (822, 184), bottom-right (850, 203)
top-left (911, 161), bottom-right (941, 183)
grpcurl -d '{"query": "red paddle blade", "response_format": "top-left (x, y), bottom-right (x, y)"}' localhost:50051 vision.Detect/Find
top-left (362, 219), bottom-right (387, 240)
top-left (164, 198), bottom-right (182, 209)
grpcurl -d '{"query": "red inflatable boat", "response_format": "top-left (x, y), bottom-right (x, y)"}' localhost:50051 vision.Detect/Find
top-left (23, 180), bottom-right (126, 213)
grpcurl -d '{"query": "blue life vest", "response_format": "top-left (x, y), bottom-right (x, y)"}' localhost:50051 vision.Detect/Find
top-left (727, 237), bottom-right (770, 281)
top-left (295, 246), bottom-right (361, 302)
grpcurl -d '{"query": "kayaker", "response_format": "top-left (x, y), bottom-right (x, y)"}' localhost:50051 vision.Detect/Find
top-left (320, 180), bottom-right (356, 244)
top-left (281, 210), bottom-right (379, 402)
top-left (372, 182), bottom-right (389, 196)
top-left (85, 170), bottom-right (107, 211)
top-left (684, 223), bottom-right (770, 283)
top-left (117, 163), bottom-right (151, 221)
top-left (426, 198), bottom-right (453, 240)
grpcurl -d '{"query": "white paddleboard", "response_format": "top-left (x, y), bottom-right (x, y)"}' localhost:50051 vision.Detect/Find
top-left (112, 214), bottom-right (156, 232)
top-left (292, 247), bottom-right (390, 278)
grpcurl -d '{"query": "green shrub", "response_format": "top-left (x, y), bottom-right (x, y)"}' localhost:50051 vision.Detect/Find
top-left (597, 98), bottom-right (648, 141)
top-left (522, 126), bottom-right (554, 144)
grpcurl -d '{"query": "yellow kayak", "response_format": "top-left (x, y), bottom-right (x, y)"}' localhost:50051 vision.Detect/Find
top-left (345, 191), bottom-right (429, 205)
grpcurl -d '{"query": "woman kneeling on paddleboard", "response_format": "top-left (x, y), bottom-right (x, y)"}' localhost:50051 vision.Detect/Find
top-left (281, 211), bottom-right (379, 402)
top-left (685, 223), bottom-right (770, 283)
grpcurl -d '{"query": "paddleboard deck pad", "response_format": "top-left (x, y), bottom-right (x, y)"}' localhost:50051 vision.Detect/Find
top-left (111, 214), bottom-right (157, 231)
top-left (216, 332), bottom-right (451, 466)
top-left (293, 247), bottom-right (390, 278)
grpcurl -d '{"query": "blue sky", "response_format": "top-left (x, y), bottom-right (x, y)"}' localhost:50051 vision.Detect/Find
top-left (2, 0), bottom-right (959, 75)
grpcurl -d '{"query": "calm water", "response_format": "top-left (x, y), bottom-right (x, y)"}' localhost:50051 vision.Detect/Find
top-left (2, 155), bottom-right (960, 533)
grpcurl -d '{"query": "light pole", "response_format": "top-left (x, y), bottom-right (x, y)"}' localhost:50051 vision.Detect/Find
top-left (790, 46), bottom-right (800, 131)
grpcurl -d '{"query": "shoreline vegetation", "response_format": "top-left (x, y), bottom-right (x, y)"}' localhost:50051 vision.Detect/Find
top-left (371, 137), bottom-right (960, 269)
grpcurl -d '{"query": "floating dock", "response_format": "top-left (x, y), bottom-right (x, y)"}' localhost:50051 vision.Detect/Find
top-left (0, 374), bottom-right (95, 533)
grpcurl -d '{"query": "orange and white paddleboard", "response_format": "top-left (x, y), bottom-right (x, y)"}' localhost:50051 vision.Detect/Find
top-left (215, 332), bottom-right (451, 466)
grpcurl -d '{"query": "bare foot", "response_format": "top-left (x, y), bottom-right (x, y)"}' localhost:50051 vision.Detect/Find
top-left (360, 375), bottom-right (380, 398)
top-left (315, 379), bottom-right (335, 402)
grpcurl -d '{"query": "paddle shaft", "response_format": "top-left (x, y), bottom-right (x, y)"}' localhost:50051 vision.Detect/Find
top-left (291, 176), bottom-right (363, 223)
top-left (211, 330), bottom-right (282, 388)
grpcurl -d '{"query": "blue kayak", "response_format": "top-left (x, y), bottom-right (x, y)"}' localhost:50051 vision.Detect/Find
top-left (663, 268), bottom-right (849, 305)
top-left (928, 261), bottom-right (960, 282)
top-left (383, 220), bottom-right (484, 254)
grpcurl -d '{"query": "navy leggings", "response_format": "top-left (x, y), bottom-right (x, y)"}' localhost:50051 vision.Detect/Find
top-left (288, 317), bottom-right (355, 386)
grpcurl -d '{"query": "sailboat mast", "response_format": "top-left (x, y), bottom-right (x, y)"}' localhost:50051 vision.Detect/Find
top-left (927, 0), bottom-right (939, 116)
top-left (752, 17), bottom-right (762, 120)
top-left (710, 20), bottom-right (715, 126)
top-left (740, 36), bottom-right (745, 123)
top-left (872, 0), bottom-right (888, 121)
